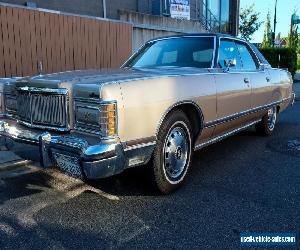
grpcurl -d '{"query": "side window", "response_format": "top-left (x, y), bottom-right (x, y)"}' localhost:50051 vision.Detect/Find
top-left (193, 49), bottom-right (214, 64)
top-left (218, 40), bottom-right (241, 70)
top-left (161, 51), bottom-right (178, 65)
top-left (236, 43), bottom-right (257, 71)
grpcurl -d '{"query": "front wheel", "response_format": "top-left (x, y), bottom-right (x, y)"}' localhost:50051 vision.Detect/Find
top-left (256, 106), bottom-right (277, 136)
top-left (151, 110), bottom-right (193, 194)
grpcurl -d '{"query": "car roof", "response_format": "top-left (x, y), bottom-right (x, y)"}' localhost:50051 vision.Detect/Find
top-left (148, 33), bottom-right (247, 43)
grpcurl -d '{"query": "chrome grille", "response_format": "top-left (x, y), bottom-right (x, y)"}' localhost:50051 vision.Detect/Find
top-left (17, 87), bottom-right (69, 130)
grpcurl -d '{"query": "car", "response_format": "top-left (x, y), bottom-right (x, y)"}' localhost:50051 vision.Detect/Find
top-left (0, 33), bottom-right (295, 194)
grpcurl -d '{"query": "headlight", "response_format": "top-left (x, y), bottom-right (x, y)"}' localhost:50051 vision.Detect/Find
top-left (75, 101), bottom-right (117, 137)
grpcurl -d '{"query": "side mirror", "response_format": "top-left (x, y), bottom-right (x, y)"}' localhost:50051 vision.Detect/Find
top-left (224, 58), bottom-right (236, 72)
top-left (258, 64), bottom-right (265, 71)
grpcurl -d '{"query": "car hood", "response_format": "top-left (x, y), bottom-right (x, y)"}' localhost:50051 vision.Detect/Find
top-left (16, 68), bottom-right (155, 88)
top-left (10, 67), bottom-right (209, 99)
top-left (16, 67), bottom-right (209, 86)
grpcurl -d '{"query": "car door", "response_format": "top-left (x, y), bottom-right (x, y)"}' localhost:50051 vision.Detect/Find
top-left (235, 42), bottom-right (272, 111)
top-left (211, 38), bottom-right (252, 136)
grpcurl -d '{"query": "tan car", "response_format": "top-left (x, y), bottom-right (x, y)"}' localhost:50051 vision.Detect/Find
top-left (0, 33), bottom-right (295, 193)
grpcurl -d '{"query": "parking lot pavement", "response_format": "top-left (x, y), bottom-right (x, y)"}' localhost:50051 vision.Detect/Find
top-left (0, 102), bottom-right (300, 249)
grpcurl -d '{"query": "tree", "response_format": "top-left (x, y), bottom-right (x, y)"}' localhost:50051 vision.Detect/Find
top-left (262, 11), bottom-right (272, 48)
top-left (239, 4), bottom-right (263, 41)
top-left (288, 11), bottom-right (299, 50)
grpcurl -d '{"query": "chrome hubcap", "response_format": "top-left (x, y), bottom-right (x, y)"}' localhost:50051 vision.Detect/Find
top-left (267, 107), bottom-right (277, 131)
top-left (163, 126), bottom-right (188, 180)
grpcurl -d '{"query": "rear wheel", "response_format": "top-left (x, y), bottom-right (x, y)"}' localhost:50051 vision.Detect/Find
top-left (256, 106), bottom-right (277, 136)
top-left (151, 110), bottom-right (193, 194)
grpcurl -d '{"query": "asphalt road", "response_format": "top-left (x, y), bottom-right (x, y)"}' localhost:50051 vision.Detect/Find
top-left (0, 103), bottom-right (300, 250)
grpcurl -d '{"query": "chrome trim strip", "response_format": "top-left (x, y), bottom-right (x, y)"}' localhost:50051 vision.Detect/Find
top-left (204, 98), bottom-right (290, 128)
top-left (195, 120), bottom-right (261, 151)
top-left (155, 100), bottom-right (204, 137)
top-left (17, 120), bottom-right (70, 132)
top-left (125, 136), bottom-right (157, 147)
top-left (74, 97), bottom-right (102, 104)
top-left (18, 87), bottom-right (68, 95)
top-left (124, 141), bottom-right (157, 152)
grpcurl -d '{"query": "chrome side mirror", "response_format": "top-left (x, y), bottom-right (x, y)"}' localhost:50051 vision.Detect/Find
top-left (258, 64), bottom-right (265, 71)
top-left (224, 58), bottom-right (236, 72)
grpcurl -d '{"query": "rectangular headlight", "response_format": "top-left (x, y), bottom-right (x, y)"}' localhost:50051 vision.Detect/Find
top-left (75, 101), bottom-right (117, 137)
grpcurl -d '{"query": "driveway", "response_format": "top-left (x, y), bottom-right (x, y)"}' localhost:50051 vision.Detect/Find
top-left (0, 103), bottom-right (299, 249)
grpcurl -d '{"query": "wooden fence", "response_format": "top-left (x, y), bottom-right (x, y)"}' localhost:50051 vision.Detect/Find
top-left (0, 4), bottom-right (132, 77)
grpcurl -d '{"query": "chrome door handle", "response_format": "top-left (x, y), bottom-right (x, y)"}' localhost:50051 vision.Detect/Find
top-left (244, 78), bottom-right (250, 84)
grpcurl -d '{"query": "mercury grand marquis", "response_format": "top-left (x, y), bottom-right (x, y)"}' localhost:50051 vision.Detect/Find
top-left (0, 34), bottom-right (295, 193)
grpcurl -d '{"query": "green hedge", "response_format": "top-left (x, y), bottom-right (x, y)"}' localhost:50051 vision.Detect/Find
top-left (297, 57), bottom-right (300, 70)
top-left (259, 48), bottom-right (297, 78)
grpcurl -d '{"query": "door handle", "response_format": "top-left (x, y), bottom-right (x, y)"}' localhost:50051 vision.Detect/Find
top-left (244, 78), bottom-right (250, 84)
top-left (266, 77), bottom-right (271, 82)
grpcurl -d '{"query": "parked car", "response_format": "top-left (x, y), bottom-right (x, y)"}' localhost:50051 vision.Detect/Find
top-left (0, 33), bottom-right (295, 193)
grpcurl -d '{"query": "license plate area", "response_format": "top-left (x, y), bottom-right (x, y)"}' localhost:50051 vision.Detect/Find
top-left (52, 151), bottom-right (83, 179)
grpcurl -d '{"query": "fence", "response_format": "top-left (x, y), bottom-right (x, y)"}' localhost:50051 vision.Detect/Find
top-left (0, 4), bottom-right (132, 77)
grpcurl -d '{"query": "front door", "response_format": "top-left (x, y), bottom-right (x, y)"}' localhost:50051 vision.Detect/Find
top-left (211, 39), bottom-right (252, 137)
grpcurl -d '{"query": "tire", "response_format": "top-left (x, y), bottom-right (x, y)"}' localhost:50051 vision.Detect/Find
top-left (151, 110), bottom-right (193, 194)
top-left (256, 106), bottom-right (277, 136)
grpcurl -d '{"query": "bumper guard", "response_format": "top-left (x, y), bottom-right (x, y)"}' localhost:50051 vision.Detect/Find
top-left (0, 119), bottom-right (126, 179)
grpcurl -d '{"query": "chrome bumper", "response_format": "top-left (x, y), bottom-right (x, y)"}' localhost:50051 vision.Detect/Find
top-left (0, 119), bottom-right (126, 179)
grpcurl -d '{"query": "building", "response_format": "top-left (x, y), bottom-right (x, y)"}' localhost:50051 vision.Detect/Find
top-left (1, 0), bottom-right (240, 36)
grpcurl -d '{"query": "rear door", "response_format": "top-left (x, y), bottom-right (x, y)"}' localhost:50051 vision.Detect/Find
top-left (235, 42), bottom-right (272, 109)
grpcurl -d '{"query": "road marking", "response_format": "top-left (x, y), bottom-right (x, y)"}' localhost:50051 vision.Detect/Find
top-left (0, 164), bottom-right (40, 179)
top-left (42, 169), bottom-right (120, 201)
top-left (117, 216), bottom-right (150, 245)
top-left (0, 223), bottom-right (17, 237)
top-left (287, 140), bottom-right (300, 151)
top-left (0, 159), bottom-right (32, 172)
top-left (0, 157), bottom-right (120, 201)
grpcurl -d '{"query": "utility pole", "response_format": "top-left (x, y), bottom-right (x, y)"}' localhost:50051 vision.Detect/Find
top-left (102, 0), bottom-right (107, 18)
top-left (273, 0), bottom-right (278, 47)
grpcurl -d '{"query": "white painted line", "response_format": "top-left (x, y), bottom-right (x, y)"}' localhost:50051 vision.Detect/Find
top-left (42, 169), bottom-right (120, 201)
top-left (0, 160), bottom-right (32, 173)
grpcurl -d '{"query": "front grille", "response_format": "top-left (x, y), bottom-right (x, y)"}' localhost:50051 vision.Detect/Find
top-left (17, 87), bottom-right (69, 130)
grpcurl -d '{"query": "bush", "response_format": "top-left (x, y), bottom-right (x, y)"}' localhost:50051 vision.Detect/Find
top-left (259, 48), bottom-right (297, 78)
top-left (297, 57), bottom-right (300, 70)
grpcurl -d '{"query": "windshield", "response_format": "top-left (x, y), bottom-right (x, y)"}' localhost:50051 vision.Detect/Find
top-left (124, 37), bottom-right (215, 69)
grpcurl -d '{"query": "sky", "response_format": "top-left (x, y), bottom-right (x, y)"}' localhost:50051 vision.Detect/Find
top-left (240, 0), bottom-right (300, 42)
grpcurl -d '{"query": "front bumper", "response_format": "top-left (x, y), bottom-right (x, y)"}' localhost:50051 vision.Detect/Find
top-left (0, 119), bottom-right (126, 179)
